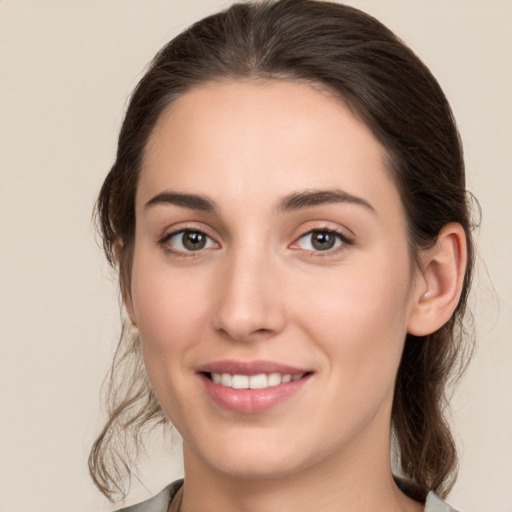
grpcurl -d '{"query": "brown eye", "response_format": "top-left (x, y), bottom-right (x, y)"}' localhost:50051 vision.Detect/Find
top-left (182, 231), bottom-right (207, 250)
top-left (310, 231), bottom-right (337, 250)
top-left (294, 229), bottom-right (350, 252)
top-left (166, 230), bottom-right (217, 252)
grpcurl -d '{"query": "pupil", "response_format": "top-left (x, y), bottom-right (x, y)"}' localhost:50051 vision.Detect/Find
top-left (183, 232), bottom-right (206, 250)
top-left (312, 231), bottom-right (335, 250)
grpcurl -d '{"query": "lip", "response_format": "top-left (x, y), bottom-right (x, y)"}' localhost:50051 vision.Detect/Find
top-left (198, 359), bottom-right (310, 376)
top-left (197, 359), bottom-right (313, 414)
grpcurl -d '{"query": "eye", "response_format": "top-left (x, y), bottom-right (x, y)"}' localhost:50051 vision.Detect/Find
top-left (163, 230), bottom-right (218, 253)
top-left (294, 229), bottom-right (350, 252)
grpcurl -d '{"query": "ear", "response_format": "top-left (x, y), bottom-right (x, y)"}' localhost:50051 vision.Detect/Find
top-left (407, 223), bottom-right (467, 336)
top-left (114, 239), bottom-right (137, 329)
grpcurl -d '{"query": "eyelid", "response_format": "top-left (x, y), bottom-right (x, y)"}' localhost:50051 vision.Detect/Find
top-left (159, 224), bottom-right (220, 255)
top-left (157, 222), bottom-right (354, 257)
top-left (289, 225), bottom-right (354, 254)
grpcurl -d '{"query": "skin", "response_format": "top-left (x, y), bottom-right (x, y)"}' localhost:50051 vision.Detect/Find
top-left (125, 80), bottom-right (466, 512)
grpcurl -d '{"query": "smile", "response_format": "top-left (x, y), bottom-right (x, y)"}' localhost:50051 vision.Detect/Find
top-left (198, 360), bottom-right (313, 414)
top-left (210, 372), bottom-right (305, 389)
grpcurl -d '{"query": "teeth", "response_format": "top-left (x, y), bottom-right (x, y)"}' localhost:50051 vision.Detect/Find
top-left (267, 372), bottom-right (281, 386)
top-left (221, 373), bottom-right (232, 387)
top-left (232, 375), bottom-right (249, 389)
top-left (248, 373), bottom-right (267, 389)
top-left (210, 372), bottom-right (302, 389)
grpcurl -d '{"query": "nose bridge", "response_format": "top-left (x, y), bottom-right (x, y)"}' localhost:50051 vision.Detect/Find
top-left (212, 239), bottom-right (285, 342)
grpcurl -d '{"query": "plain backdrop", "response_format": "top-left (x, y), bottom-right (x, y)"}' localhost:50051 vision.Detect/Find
top-left (0, 1), bottom-right (511, 511)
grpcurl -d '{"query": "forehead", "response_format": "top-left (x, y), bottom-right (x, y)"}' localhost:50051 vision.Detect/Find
top-left (138, 80), bottom-right (401, 223)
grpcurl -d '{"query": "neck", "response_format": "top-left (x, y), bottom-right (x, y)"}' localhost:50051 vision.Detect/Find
top-left (178, 423), bottom-right (422, 512)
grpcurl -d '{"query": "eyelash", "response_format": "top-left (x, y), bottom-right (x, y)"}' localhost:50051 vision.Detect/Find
top-left (292, 228), bottom-right (354, 256)
top-left (158, 226), bottom-right (354, 257)
top-left (159, 227), bottom-right (219, 257)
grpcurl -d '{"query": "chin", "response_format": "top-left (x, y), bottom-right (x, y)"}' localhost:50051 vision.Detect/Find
top-left (184, 425), bottom-right (331, 482)
top-left (209, 453), bottom-right (308, 481)
top-left (180, 425), bottom-right (290, 475)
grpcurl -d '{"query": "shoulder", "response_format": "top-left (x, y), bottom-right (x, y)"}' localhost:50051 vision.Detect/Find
top-left (394, 476), bottom-right (460, 512)
top-left (425, 491), bottom-right (461, 512)
top-left (114, 479), bottom-right (460, 512)
top-left (115, 479), bottom-right (183, 512)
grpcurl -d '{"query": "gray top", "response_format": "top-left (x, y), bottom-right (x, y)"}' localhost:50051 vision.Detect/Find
top-left (118, 479), bottom-right (460, 512)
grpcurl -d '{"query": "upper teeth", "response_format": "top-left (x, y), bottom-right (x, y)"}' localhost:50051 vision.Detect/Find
top-left (211, 372), bottom-right (303, 389)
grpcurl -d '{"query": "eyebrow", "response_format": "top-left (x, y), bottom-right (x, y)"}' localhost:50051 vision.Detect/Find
top-left (277, 189), bottom-right (375, 213)
top-left (144, 191), bottom-right (216, 212)
top-left (143, 188), bottom-right (375, 214)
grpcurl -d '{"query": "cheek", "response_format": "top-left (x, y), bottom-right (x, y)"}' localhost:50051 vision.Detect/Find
top-left (129, 256), bottom-right (214, 429)
top-left (294, 254), bottom-right (412, 392)
top-left (129, 250), bottom-right (210, 375)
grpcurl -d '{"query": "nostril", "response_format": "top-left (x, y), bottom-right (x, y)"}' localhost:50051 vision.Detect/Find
top-left (254, 328), bottom-right (272, 335)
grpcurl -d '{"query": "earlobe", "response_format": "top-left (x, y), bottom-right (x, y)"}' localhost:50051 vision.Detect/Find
top-left (114, 239), bottom-right (138, 329)
top-left (407, 223), bottom-right (467, 336)
top-left (123, 285), bottom-right (137, 330)
top-left (125, 296), bottom-right (137, 330)
top-left (114, 239), bottom-right (124, 263)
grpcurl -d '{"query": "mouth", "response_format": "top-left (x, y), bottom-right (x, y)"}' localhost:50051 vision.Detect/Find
top-left (197, 360), bottom-right (313, 414)
top-left (204, 371), bottom-right (307, 389)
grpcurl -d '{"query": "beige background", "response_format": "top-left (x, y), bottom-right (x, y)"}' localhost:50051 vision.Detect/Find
top-left (0, 1), bottom-right (511, 511)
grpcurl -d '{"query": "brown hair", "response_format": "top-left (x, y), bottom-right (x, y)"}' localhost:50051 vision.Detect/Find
top-left (90, 0), bottom-right (475, 502)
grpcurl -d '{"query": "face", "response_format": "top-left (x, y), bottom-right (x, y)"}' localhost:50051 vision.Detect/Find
top-left (128, 80), bottom-right (422, 480)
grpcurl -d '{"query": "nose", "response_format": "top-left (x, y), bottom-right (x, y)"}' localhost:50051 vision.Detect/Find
top-left (211, 247), bottom-right (286, 343)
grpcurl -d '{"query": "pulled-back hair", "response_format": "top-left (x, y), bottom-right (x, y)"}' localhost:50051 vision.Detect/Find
top-left (90, 0), bottom-right (475, 502)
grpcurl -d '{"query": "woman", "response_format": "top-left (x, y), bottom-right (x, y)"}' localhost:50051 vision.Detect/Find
top-left (90, 1), bottom-right (474, 511)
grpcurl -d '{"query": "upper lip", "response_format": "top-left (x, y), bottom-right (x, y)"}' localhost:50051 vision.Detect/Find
top-left (198, 359), bottom-right (311, 376)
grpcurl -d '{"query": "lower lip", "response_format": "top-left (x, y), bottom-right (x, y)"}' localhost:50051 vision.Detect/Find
top-left (200, 374), bottom-right (311, 414)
